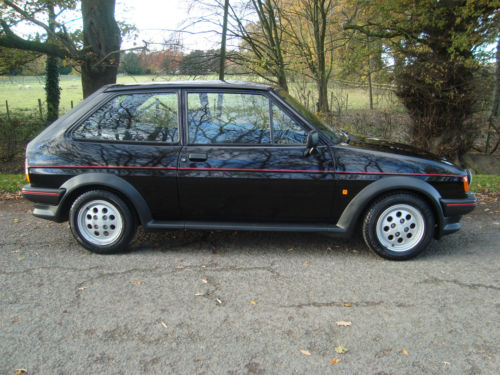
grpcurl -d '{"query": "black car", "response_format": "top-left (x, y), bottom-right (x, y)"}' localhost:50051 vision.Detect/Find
top-left (22, 80), bottom-right (476, 260)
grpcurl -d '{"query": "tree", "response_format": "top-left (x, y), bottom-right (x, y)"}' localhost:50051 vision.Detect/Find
top-left (45, 0), bottom-right (59, 123)
top-left (345, 0), bottom-right (499, 161)
top-left (119, 52), bottom-right (144, 75)
top-left (230, 0), bottom-right (289, 91)
top-left (283, 0), bottom-right (340, 112)
top-left (0, 0), bottom-right (122, 98)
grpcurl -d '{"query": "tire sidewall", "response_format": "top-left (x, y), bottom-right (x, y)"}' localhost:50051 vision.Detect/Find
top-left (363, 193), bottom-right (434, 260)
top-left (70, 190), bottom-right (135, 254)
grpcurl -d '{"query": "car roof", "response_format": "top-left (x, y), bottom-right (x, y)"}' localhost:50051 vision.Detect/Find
top-left (104, 80), bottom-right (274, 92)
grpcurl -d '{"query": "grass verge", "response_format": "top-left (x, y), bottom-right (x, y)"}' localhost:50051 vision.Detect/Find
top-left (0, 174), bottom-right (26, 193)
top-left (471, 174), bottom-right (500, 194)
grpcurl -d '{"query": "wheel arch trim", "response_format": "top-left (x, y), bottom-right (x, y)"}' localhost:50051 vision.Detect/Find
top-left (58, 173), bottom-right (152, 225)
top-left (337, 176), bottom-right (444, 236)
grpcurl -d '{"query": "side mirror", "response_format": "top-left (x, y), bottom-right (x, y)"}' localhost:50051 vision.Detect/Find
top-left (304, 130), bottom-right (319, 156)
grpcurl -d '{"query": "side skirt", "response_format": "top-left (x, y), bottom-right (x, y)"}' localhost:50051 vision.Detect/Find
top-left (144, 220), bottom-right (349, 237)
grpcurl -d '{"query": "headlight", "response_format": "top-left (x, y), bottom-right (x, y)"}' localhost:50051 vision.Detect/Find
top-left (466, 169), bottom-right (473, 185)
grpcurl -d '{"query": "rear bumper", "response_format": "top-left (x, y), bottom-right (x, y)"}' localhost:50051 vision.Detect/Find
top-left (21, 184), bottom-right (66, 222)
top-left (21, 184), bottom-right (65, 205)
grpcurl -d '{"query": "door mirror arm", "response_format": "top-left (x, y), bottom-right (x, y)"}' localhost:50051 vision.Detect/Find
top-left (304, 130), bottom-right (319, 156)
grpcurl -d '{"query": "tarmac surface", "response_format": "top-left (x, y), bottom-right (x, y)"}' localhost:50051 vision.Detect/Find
top-left (0, 198), bottom-right (499, 374)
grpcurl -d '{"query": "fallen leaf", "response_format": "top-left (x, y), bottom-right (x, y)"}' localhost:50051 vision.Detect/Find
top-left (175, 265), bottom-right (184, 269)
top-left (13, 218), bottom-right (20, 223)
top-left (161, 321), bottom-right (168, 329)
top-left (201, 265), bottom-right (207, 268)
top-left (300, 349), bottom-right (311, 356)
top-left (216, 298), bottom-right (222, 304)
top-left (402, 349), bottom-right (409, 355)
top-left (77, 287), bottom-right (86, 291)
top-left (251, 300), bottom-right (257, 305)
top-left (194, 293), bottom-right (203, 296)
top-left (18, 257), bottom-right (25, 261)
top-left (201, 279), bottom-right (208, 284)
top-left (305, 260), bottom-right (311, 264)
top-left (1, 293), bottom-right (6, 297)
top-left (330, 358), bottom-right (341, 365)
top-left (15, 369), bottom-right (27, 375)
top-left (343, 303), bottom-right (351, 307)
top-left (334, 345), bottom-right (348, 354)
top-left (442, 361), bottom-right (450, 366)
top-left (135, 281), bottom-right (142, 285)
top-left (336, 321), bottom-right (352, 327)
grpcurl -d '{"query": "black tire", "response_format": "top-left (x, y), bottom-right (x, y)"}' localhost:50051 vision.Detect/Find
top-left (69, 190), bottom-right (136, 254)
top-left (362, 193), bottom-right (434, 260)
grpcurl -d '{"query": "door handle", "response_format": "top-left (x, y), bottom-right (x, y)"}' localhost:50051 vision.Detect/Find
top-left (188, 153), bottom-right (208, 162)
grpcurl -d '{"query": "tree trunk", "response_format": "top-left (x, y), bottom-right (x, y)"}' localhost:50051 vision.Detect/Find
top-left (219, 0), bottom-right (229, 80)
top-left (317, 75), bottom-right (329, 113)
top-left (81, 0), bottom-right (121, 98)
top-left (489, 36), bottom-right (500, 120)
top-left (45, 2), bottom-right (59, 123)
top-left (366, 35), bottom-right (373, 110)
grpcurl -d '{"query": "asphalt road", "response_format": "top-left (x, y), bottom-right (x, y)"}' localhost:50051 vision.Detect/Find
top-left (0, 198), bottom-right (499, 375)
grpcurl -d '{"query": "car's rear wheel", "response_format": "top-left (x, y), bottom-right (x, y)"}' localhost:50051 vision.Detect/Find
top-left (362, 193), bottom-right (434, 260)
top-left (70, 190), bottom-right (136, 254)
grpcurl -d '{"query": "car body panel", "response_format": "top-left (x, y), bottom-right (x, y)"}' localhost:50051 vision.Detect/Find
top-left (23, 80), bottom-right (476, 243)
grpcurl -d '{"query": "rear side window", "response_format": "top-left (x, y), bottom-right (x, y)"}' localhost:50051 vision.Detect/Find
top-left (187, 92), bottom-right (271, 144)
top-left (73, 93), bottom-right (179, 143)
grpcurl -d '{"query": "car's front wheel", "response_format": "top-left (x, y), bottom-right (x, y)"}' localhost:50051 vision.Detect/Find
top-left (362, 193), bottom-right (434, 260)
top-left (69, 190), bottom-right (136, 254)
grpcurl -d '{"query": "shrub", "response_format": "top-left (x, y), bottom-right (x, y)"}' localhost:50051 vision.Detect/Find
top-left (0, 111), bottom-right (45, 161)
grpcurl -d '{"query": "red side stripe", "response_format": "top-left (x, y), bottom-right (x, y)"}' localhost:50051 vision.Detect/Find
top-left (21, 190), bottom-right (59, 196)
top-left (28, 164), bottom-right (463, 178)
top-left (445, 202), bottom-right (477, 207)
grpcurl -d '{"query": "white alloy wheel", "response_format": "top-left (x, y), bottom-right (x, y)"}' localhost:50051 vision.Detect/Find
top-left (76, 199), bottom-right (124, 246)
top-left (375, 203), bottom-right (425, 252)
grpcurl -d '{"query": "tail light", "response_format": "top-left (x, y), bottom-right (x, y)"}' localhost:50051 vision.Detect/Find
top-left (25, 158), bottom-right (30, 183)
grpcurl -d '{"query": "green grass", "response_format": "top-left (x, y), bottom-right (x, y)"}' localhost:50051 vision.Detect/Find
top-left (0, 74), bottom-right (401, 115)
top-left (471, 174), bottom-right (500, 193)
top-left (0, 174), bottom-right (26, 193)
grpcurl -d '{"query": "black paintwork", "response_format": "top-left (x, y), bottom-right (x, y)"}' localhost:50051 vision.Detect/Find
top-left (23, 80), bottom-right (476, 237)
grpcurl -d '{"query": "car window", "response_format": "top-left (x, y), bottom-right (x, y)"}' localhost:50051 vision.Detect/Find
top-left (272, 103), bottom-right (308, 145)
top-left (187, 92), bottom-right (271, 144)
top-left (73, 93), bottom-right (179, 143)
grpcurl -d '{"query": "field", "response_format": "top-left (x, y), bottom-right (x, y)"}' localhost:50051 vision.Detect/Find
top-left (0, 74), bottom-right (400, 115)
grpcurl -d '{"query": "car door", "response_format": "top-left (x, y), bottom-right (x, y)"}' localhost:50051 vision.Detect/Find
top-left (177, 89), bottom-right (335, 223)
top-left (71, 90), bottom-right (182, 220)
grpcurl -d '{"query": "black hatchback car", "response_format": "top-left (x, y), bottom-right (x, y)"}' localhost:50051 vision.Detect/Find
top-left (22, 80), bottom-right (476, 260)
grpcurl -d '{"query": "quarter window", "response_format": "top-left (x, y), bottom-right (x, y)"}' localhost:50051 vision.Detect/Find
top-left (73, 93), bottom-right (179, 142)
top-left (272, 103), bottom-right (308, 145)
top-left (187, 92), bottom-right (271, 144)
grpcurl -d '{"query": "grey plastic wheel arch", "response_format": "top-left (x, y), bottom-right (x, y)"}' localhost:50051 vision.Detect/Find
top-left (58, 173), bottom-right (152, 226)
top-left (336, 176), bottom-right (444, 238)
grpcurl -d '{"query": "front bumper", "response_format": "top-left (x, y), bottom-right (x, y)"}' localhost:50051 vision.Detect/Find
top-left (440, 193), bottom-right (477, 217)
top-left (438, 192), bottom-right (477, 238)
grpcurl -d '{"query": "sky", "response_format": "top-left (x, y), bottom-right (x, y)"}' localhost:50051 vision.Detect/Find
top-left (116, 0), bottom-right (222, 51)
top-left (11, 0), bottom-right (224, 52)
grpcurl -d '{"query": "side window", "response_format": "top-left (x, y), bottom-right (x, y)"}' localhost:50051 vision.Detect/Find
top-left (272, 103), bottom-right (308, 145)
top-left (73, 93), bottom-right (179, 143)
top-left (187, 92), bottom-right (271, 144)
